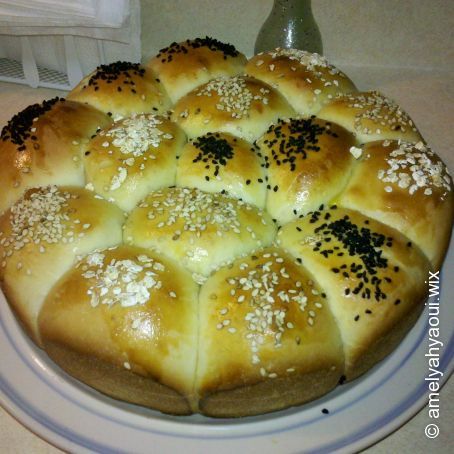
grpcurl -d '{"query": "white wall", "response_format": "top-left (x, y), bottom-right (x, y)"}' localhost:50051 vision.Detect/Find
top-left (140, 0), bottom-right (453, 70)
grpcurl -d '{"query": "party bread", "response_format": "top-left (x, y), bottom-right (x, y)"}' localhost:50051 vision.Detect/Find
top-left (0, 36), bottom-right (452, 418)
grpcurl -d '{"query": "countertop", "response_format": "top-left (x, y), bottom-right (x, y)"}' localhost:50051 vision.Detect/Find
top-left (0, 65), bottom-right (452, 453)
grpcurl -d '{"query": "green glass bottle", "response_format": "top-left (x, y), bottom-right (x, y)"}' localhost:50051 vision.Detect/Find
top-left (254, 0), bottom-right (323, 54)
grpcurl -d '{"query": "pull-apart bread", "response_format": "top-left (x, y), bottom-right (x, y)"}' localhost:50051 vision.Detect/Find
top-left (0, 37), bottom-right (452, 417)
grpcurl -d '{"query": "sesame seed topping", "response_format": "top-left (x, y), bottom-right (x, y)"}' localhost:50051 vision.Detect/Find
top-left (269, 48), bottom-right (331, 72)
top-left (337, 91), bottom-right (417, 135)
top-left (377, 141), bottom-right (451, 196)
top-left (219, 249), bottom-right (320, 367)
top-left (80, 250), bottom-right (165, 308)
top-left (349, 146), bottom-right (363, 159)
top-left (101, 114), bottom-right (173, 156)
top-left (143, 187), bottom-right (265, 242)
top-left (0, 186), bottom-right (77, 263)
top-left (197, 76), bottom-right (269, 119)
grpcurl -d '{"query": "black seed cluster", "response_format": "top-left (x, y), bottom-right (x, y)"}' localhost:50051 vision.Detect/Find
top-left (157, 36), bottom-right (239, 62)
top-left (1, 97), bottom-right (63, 149)
top-left (262, 117), bottom-right (338, 176)
top-left (192, 133), bottom-right (234, 179)
top-left (308, 209), bottom-right (395, 302)
top-left (85, 62), bottom-right (145, 92)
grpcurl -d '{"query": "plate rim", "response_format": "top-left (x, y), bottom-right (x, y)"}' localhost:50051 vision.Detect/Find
top-left (0, 243), bottom-right (453, 453)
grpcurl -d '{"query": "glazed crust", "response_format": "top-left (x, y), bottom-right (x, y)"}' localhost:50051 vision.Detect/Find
top-left (0, 99), bottom-right (112, 214)
top-left (277, 207), bottom-right (431, 378)
top-left (317, 91), bottom-right (423, 144)
top-left (338, 140), bottom-right (454, 269)
top-left (84, 114), bottom-right (186, 211)
top-left (176, 132), bottom-right (267, 208)
top-left (257, 117), bottom-right (356, 223)
top-left (172, 75), bottom-right (295, 142)
top-left (246, 48), bottom-right (357, 116)
top-left (67, 62), bottom-right (171, 118)
top-left (0, 186), bottom-right (124, 345)
top-left (39, 245), bottom-right (199, 413)
top-left (0, 37), bottom-right (450, 418)
top-left (146, 37), bottom-right (248, 103)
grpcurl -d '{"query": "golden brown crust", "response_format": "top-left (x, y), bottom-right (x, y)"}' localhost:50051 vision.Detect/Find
top-left (199, 366), bottom-right (340, 417)
top-left (67, 62), bottom-right (171, 118)
top-left (84, 114), bottom-right (186, 211)
top-left (39, 245), bottom-right (199, 412)
top-left (0, 186), bottom-right (124, 345)
top-left (196, 247), bottom-right (343, 415)
top-left (317, 91), bottom-right (423, 144)
top-left (338, 140), bottom-right (454, 269)
top-left (257, 117), bottom-right (356, 223)
top-left (278, 207), bottom-right (430, 378)
top-left (0, 36), bottom-right (451, 418)
top-left (123, 187), bottom-right (276, 278)
top-left (43, 341), bottom-right (193, 415)
top-left (171, 75), bottom-right (295, 142)
top-left (176, 132), bottom-right (267, 208)
top-left (146, 37), bottom-right (248, 103)
top-left (246, 48), bottom-right (357, 116)
top-left (0, 98), bottom-right (112, 214)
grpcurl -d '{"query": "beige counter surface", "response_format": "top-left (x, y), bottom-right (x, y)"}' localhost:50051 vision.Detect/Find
top-left (0, 65), bottom-right (452, 453)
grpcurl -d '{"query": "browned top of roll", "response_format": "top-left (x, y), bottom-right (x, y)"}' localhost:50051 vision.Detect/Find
top-left (172, 75), bottom-right (295, 142)
top-left (147, 37), bottom-right (248, 103)
top-left (246, 48), bottom-right (357, 116)
top-left (0, 98), bottom-right (112, 214)
top-left (67, 62), bottom-right (171, 119)
top-left (317, 91), bottom-right (423, 144)
top-left (338, 140), bottom-right (454, 269)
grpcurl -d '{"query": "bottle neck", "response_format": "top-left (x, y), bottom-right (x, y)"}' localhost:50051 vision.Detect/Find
top-left (273, 0), bottom-right (313, 16)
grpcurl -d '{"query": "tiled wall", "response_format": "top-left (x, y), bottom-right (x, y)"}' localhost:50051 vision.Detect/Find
top-left (140, 0), bottom-right (453, 70)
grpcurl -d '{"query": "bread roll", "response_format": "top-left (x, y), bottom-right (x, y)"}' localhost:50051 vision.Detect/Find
top-left (67, 62), bottom-right (171, 119)
top-left (172, 75), bottom-right (295, 142)
top-left (123, 187), bottom-right (276, 279)
top-left (39, 245), bottom-right (199, 415)
top-left (256, 117), bottom-right (356, 223)
top-left (317, 91), bottom-right (423, 144)
top-left (338, 140), bottom-right (453, 269)
top-left (0, 35), bottom-right (451, 418)
top-left (176, 132), bottom-right (267, 208)
top-left (246, 48), bottom-right (357, 116)
top-left (0, 98), bottom-right (111, 213)
top-left (0, 186), bottom-right (124, 345)
top-left (277, 206), bottom-right (430, 379)
top-left (146, 37), bottom-right (248, 103)
top-left (84, 114), bottom-right (186, 211)
top-left (197, 246), bottom-right (343, 417)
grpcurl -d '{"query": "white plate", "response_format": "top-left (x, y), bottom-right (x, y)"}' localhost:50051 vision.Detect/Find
top-left (1, 241), bottom-right (453, 454)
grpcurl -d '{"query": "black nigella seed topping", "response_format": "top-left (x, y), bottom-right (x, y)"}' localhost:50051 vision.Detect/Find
top-left (310, 210), bottom-right (393, 302)
top-left (321, 408), bottom-right (330, 414)
top-left (264, 118), bottom-right (339, 171)
top-left (156, 36), bottom-right (239, 63)
top-left (86, 61), bottom-right (144, 89)
top-left (339, 375), bottom-right (347, 385)
top-left (192, 133), bottom-right (235, 179)
top-left (1, 97), bottom-right (63, 147)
